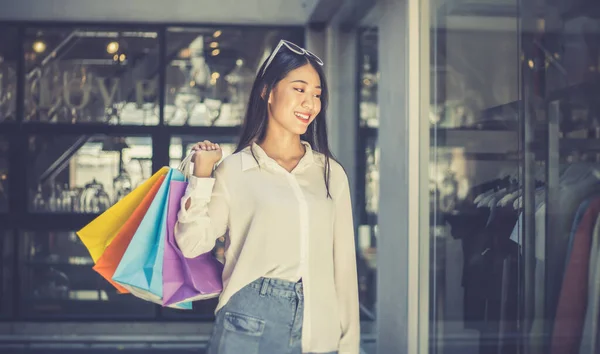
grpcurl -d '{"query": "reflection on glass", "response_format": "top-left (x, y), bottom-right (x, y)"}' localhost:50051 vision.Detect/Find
top-left (24, 28), bottom-right (160, 125)
top-left (28, 135), bottom-right (152, 213)
top-left (365, 142), bottom-right (380, 215)
top-left (428, 1), bottom-right (600, 352)
top-left (0, 27), bottom-right (17, 123)
top-left (165, 27), bottom-right (300, 126)
top-left (359, 28), bottom-right (379, 128)
top-left (0, 138), bottom-right (7, 212)
top-left (357, 28), bottom-right (379, 322)
top-left (427, 6), bottom-right (524, 351)
top-left (0, 231), bottom-right (13, 317)
top-left (18, 231), bottom-right (155, 318)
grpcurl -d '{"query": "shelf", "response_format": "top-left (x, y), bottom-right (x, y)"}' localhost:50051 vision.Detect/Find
top-left (0, 122), bottom-right (241, 136)
top-left (359, 126), bottom-right (378, 138)
top-left (0, 213), bottom-right (100, 230)
top-left (23, 261), bottom-right (94, 267)
top-left (360, 212), bottom-right (378, 226)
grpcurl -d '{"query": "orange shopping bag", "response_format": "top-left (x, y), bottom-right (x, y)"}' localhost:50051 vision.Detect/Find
top-left (93, 174), bottom-right (167, 293)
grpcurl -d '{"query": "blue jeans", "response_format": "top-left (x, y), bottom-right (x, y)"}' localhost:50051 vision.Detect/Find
top-left (207, 277), bottom-right (338, 354)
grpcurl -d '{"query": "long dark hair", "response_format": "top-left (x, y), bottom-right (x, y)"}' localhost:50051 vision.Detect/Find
top-left (235, 44), bottom-right (334, 198)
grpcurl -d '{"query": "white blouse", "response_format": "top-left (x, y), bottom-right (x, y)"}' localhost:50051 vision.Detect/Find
top-left (174, 141), bottom-right (360, 354)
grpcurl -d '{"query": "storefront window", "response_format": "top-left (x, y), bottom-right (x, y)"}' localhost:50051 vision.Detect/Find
top-left (23, 27), bottom-right (160, 125)
top-left (0, 138), bottom-right (7, 213)
top-left (359, 28), bottom-right (378, 129)
top-left (357, 28), bottom-right (379, 322)
top-left (0, 230), bottom-right (13, 318)
top-left (27, 135), bottom-right (152, 213)
top-left (165, 27), bottom-right (301, 126)
top-left (428, 0), bottom-right (600, 352)
top-left (18, 230), bottom-right (155, 318)
top-left (0, 26), bottom-right (17, 123)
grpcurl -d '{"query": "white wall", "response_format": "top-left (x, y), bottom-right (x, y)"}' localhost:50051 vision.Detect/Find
top-left (0, 0), bottom-right (318, 25)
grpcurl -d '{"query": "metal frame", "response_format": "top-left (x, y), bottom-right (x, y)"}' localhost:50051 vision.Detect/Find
top-left (376, 0), bottom-right (429, 353)
top-left (0, 21), bottom-right (304, 322)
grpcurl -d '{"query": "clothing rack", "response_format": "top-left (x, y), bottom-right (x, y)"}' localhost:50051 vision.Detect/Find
top-left (522, 97), bottom-right (600, 351)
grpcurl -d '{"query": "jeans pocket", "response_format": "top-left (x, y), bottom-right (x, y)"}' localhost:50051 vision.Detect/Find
top-left (218, 311), bottom-right (265, 354)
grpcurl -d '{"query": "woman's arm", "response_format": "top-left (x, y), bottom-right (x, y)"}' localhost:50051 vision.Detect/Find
top-left (174, 163), bottom-right (230, 259)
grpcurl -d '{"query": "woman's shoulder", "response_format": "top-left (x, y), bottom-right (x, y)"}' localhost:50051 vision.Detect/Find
top-left (312, 151), bottom-right (348, 184)
top-left (214, 151), bottom-right (246, 176)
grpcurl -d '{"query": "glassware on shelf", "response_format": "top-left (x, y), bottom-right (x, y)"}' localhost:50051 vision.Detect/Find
top-left (225, 58), bottom-right (254, 126)
top-left (32, 184), bottom-right (46, 212)
top-left (79, 179), bottom-right (111, 213)
top-left (0, 57), bottom-right (16, 123)
top-left (169, 36), bottom-right (213, 126)
top-left (0, 141), bottom-right (7, 212)
top-left (365, 145), bottom-right (380, 215)
top-left (360, 55), bottom-right (379, 128)
top-left (113, 171), bottom-right (132, 203)
top-left (24, 29), bottom-right (160, 125)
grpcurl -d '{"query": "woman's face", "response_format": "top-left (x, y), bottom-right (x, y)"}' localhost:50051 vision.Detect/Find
top-left (267, 63), bottom-right (322, 136)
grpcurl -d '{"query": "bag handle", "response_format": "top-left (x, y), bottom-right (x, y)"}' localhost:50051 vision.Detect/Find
top-left (177, 151), bottom-right (195, 180)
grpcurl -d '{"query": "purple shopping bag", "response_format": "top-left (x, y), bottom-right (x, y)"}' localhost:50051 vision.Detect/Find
top-left (162, 178), bottom-right (224, 307)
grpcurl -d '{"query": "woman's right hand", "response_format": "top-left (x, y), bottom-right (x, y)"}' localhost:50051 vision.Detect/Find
top-left (190, 140), bottom-right (223, 178)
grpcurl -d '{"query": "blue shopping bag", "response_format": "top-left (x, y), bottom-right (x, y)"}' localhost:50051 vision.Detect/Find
top-left (112, 168), bottom-right (192, 309)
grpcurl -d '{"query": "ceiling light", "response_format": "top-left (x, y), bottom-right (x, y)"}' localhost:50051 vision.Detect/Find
top-left (211, 49), bottom-right (220, 56)
top-left (213, 30), bottom-right (222, 38)
top-left (107, 41), bottom-right (119, 54)
top-left (210, 42), bottom-right (219, 49)
top-left (211, 72), bottom-right (220, 79)
top-left (32, 40), bottom-right (46, 53)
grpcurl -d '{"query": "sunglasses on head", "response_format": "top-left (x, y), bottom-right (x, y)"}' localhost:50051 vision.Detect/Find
top-left (260, 40), bottom-right (324, 77)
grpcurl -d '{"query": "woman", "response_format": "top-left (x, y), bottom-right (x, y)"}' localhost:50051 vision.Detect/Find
top-left (174, 40), bottom-right (359, 354)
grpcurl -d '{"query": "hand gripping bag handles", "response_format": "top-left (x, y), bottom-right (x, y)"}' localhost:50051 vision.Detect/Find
top-left (162, 152), bottom-right (224, 307)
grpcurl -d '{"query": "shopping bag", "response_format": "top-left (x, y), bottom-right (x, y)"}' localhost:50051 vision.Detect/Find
top-left (112, 168), bottom-right (192, 309)
top-left (162, 173), bottom-right (224, 307)
top-left (93, 174), bottom-right (167, 294)
top-left (77, 167), bottom-right (169, 262)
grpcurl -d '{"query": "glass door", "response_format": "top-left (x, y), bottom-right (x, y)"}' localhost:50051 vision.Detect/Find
top-left (426, 0), bottom-right (600, 352)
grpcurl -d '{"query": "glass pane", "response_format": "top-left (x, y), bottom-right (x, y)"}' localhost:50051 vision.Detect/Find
top-left (357, 136), bottom-right (378, 320)
top-left (519, 2), bottom-right (600, 353)
top-left (165, 27), bottom-right (302, 126)
top-left (18, 231), bottom-right (155, 318)
top-left (0, 26), bottom-right (17, 123)
top-left (0, 138), bottom-right (7, 212)
top-left (27, 135), bottom-right (152, 213)
top-left (24, 28), bottom-right (159, 125)
top-left (359, 28), bottom-right (378, 128)
top-left (428, 2), bottom-right (522, 353)
top-left (0, 230), bottom-right (14, 318)
top-left (357, 28), bottom-right (379, 326)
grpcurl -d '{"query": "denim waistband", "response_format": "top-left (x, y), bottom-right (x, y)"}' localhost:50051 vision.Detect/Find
top-left (248, 277), bottom-right (303, 299)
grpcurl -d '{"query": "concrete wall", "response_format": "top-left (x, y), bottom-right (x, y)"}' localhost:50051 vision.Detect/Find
top-left (0, 0), bottom-right (318, 25)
